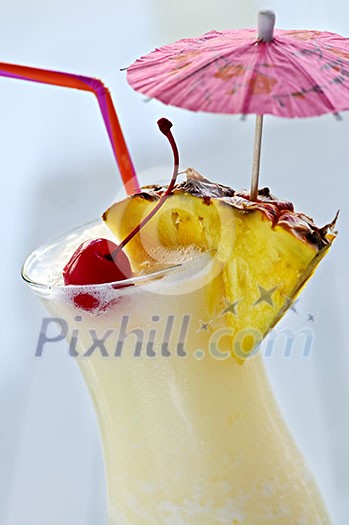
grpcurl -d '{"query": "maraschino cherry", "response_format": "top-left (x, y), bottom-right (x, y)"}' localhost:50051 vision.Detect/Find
top-left (63, 118), bottom-right (179, 310)
top-left (63, 238), bottom-right (132, 285)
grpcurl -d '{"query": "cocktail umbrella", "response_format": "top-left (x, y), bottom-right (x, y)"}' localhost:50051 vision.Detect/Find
top-left (127, 11), bottom-right (349, 199)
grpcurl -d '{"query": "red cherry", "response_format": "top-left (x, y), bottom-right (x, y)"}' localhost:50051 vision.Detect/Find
top-left (63, 238), bottom-right (132, 285)
top-left (72, 293), bottom-right (100, 311)
top-left (63, 238), bottom-right (133, 310)
top-left (62, 117), bottom-right (179, 312)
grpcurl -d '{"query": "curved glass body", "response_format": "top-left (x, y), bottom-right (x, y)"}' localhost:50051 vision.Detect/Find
top-left (22, 220), bottom-right (331, 525)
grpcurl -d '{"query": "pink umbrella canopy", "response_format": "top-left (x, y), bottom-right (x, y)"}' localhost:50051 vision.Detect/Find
top-left (127, 14), bottom-right (349, 118)
top-left (127, 11), bottom-right (349, 199)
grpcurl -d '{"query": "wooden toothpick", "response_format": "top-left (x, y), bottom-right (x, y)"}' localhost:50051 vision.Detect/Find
top-left (250, 114), bottom-right (264, 201)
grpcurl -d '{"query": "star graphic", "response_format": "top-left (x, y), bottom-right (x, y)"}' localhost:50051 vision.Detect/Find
top-left (221, 299), bottom-right (240, 316)
top-left (253, 285), bottom-right (278, 307)
top-left (285, 297), bottom-right (299, 314)
top-left (197, 320), bottom-right (210, 333)
top-left (307, 313), bottom-right (316, 322)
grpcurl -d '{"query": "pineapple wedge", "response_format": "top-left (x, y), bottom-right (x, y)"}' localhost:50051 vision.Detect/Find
top-left (103, 169), bottom-right (337, 358)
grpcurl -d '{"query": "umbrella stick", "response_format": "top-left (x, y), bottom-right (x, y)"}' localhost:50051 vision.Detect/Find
top-left (250, 114), bottom-right (264, 201)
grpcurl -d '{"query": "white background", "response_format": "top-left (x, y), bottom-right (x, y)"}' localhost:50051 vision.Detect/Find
top-left (0, 0), bottom-right (348, 524)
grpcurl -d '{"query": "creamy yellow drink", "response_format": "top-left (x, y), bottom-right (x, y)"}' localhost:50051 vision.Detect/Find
top-left (22, 203), bottom-right (333, 524)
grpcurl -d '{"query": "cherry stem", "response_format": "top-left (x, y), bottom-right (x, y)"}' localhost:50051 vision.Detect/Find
top-left (111, 118), bottom-right (179, 258)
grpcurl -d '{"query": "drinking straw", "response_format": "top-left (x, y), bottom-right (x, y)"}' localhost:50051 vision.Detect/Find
top-left (0, 62), bottom-right (139, 195)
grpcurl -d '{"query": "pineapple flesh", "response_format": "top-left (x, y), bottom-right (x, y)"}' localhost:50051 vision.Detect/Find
top-left (103, 169), bottom-right (336, 359)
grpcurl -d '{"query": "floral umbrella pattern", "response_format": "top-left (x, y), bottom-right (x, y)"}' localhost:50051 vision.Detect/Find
top-left (127, 28), bottom-right (349, 118)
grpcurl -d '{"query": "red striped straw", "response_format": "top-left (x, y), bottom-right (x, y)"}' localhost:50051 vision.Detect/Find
top-left (0, 62), bottom-right (140, 195)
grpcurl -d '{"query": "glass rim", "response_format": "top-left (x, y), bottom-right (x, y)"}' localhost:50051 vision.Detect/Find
top-left (21, 218), bottom-right (183, 293)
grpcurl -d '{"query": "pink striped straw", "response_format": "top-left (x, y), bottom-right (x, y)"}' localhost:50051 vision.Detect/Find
top-left (0, 62), bottom-right (139, 195)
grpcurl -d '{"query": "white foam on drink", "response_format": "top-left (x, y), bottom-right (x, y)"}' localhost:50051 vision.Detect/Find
top-left (23, 219), bottom-right (217, 309)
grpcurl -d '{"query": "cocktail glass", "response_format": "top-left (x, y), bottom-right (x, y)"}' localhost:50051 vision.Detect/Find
top-left (22, 219), bottom-right (331, 525)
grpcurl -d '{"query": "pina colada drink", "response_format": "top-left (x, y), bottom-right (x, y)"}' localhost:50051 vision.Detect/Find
top-left (23, 212), bottom-right (332, 524)
top-left (0, 21), bottom-right (341, 525)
